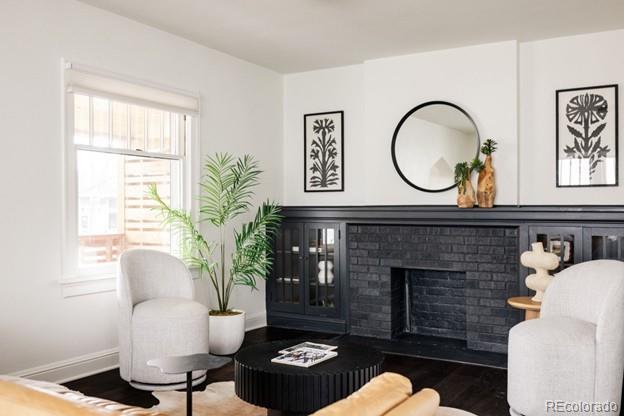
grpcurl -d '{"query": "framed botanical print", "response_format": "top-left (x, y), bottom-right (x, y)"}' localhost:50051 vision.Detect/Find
top-left (556, 84), bottom-right (619, 187)
top-left (304, 111), bottom-right (344, 192)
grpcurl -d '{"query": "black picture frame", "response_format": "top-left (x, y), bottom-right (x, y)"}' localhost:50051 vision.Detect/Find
top-left (304, 111), bottom-right (344, 192)
top-left (390, 100), bottom-right (480, 193)
top-left (556, 84), bottom-right (619, 188)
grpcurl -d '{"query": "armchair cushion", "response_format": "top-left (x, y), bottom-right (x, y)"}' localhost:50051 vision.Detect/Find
top-left (384, 388), bottom-right (439, 416)
top-left (311, 372), bottom-right (412, 416)
top-left (133, 298), bottom-right (208, 322)
top-left (0, 376), bottom-right (164, 416)
top-left (130, 298), bottom-right (209, 385)
top-left (508, 316), bottom-right (597, 415)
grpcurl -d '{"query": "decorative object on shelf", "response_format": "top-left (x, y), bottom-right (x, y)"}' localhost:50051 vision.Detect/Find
top-left (304, 111), bottom-right (344, 192)
top-left (454, 158), bottom-right (482, 208)
top-left (149, 153), bottom-right (283, 355)
top-left (556, 84), bottom-right (619, 187)
top-left (549, 239), bottom-right (571, 263)
top-left (391, 101), bottom-right (480, 193)
top-left (521, 242), bottom-right (559, 302)
top-left (477, 139), bottom-right (497, 208)
top-left (317, 260), bottom-right (334, 285)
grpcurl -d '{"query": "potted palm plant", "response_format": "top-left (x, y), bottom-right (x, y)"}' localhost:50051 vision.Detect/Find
top-left (149, 153), bottom-right (282, 355)
top-left (454, 158), bottom-right (483, 208)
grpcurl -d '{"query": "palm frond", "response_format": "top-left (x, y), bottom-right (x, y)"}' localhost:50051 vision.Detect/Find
top-left (231, 202), bottom-right (282, 289)
top-left (198, 153), bottom-right (236, 226)
top-left (223, 154), bottom-right (261, 220)
top-left (198, 153), bottom-right (261, 226)
top-left (148, 183), bottom-right (215, 270)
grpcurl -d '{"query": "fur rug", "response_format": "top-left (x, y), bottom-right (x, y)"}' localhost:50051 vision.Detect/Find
top-left (151, 381), bottom-right (267, 416)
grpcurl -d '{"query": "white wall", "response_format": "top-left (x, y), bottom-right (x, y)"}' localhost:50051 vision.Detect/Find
top-left (284, 30), bottom-right (624, 206)
top-left (0, 0), bottom-right (282, 378)
top-left (519, 30), bottom-right (624, 204)
top-left (283, 41), bottom-right (518, 205)
top-left (284, 65), bottom-right (366, 205)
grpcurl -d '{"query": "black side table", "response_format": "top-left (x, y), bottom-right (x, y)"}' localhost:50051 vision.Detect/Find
top-left (234, 340), bottom-right (383, 415)
top-left (148, 353), bottom-right (230, 416)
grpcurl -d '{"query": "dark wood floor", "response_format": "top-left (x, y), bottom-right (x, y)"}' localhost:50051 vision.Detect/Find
top-left (64, 327), bottom-right (508, 415)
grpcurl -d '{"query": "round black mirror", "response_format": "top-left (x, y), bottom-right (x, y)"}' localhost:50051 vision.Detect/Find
top-left (391, 101), bottom-right (480, 193)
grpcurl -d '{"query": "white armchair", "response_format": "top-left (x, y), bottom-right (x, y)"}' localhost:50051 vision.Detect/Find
top-left (508, 260), bottom-right (624, 416)
top-left (117, 249), bottom-right (209, 391)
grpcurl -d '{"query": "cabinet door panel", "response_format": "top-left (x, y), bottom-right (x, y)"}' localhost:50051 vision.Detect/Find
top-left (269, 222), bottom-right (304, 313)
top-left (584, 227), bottom-right (624, 261)
top-left (528, 226), bottom-right (583, 272)
top-left (304, 223), bottom-right (340, 317)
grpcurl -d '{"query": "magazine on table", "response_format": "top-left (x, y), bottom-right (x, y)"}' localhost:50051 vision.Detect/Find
top-left (278, 341), bottom-right (337, 354)
top-left (271, 347), bottom-right (338, 368)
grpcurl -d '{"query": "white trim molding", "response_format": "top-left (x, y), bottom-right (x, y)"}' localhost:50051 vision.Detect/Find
top-left (9, 348), bottom-right (119, 384)
top-left (245, 311), bottom-right (267, 331)
top-left (60, 275), bottom-right (116, 298)
top-left (9, 321), bottom-right (267, 384)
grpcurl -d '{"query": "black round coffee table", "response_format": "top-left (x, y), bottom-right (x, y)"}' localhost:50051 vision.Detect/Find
top-left (234, 340), bottom-right (383, 415)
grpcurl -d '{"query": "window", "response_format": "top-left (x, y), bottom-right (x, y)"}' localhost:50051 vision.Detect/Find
top-left (63, 63), bottom-right (198, 283)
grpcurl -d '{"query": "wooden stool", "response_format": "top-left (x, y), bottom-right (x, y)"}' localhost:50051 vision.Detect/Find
top-left (507, 296), bottom-right (541, 320)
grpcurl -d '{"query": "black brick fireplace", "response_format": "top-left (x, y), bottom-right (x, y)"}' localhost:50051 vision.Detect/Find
top-left (348, 225), bottom-right (523, 353)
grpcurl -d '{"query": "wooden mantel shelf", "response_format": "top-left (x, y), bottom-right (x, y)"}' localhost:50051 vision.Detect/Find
top-left (281, 205), bottom-right (624, 225)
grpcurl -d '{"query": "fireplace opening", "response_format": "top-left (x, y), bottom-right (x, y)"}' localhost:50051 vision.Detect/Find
top-left (391, 268), bottom-right (466, 341)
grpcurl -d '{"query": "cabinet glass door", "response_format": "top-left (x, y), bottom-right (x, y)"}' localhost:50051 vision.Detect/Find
top-left (305, 224), bottom-right (340, 317)
top-left (529, 226), bottom-right (583, 272)
top-left (585, 228), bottom-right (624, 261)
top-left (270, 223), bottom-right (304, 313)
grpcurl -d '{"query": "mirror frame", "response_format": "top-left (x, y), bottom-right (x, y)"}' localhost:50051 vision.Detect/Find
top-left (391, 100), bottom-right (480, 193)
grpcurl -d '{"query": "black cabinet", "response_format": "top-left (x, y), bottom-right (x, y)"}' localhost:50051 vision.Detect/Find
top-left (528, 225), bottom-right (624, 267)
top-left (267, 221), bottom-right (348, 333)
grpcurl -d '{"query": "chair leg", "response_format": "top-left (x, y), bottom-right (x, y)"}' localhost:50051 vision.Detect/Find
top-left (186, 371), bottom-right (192, 416)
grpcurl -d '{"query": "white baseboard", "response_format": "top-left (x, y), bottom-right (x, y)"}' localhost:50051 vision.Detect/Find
top-left (9, 348), bottom-right (119, 384)
top-left (245, 311), bottom-right (267, 331)
top-left (9, 313), bottom-right (267, 384)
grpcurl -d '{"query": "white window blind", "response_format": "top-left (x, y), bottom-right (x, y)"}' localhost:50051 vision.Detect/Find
top-left (65, 62), bottom-right (199, 116)
top-left (62, 62), bottom-right (197, 286)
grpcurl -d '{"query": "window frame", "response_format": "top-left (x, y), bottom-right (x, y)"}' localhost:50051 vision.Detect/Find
top-left (60, 62), bottom-right (199, 295)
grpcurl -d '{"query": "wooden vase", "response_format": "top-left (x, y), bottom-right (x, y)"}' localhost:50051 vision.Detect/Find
top-left (457, 178), bottom-right (475, 209)
top-left (477, 155), bottom-right (495, 208)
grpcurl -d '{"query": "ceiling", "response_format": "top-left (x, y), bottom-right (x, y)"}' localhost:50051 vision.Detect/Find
top-left (79, 0), bottom-right (624, 73)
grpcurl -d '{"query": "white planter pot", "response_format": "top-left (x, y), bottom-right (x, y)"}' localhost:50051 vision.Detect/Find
top-left (209, 309), bottom-right (245, 355)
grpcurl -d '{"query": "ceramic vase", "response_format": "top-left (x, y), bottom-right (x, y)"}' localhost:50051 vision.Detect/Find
top-left (209, 309), bottom-right (245, 355)
top-left (477, 155), bottom-right (496, 208)
top-left (318, 260), bottom-right (334, 285)
top-left (457, 178), bottom-right (475, 208)
top-left (521, 242), bottom-right (559, 302)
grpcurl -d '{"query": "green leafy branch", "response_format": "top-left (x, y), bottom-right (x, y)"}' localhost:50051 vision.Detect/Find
top-left (149, 153), bottom-right (282, 313)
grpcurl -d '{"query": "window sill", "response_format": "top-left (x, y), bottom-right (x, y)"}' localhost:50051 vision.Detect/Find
top-left (60, 274), bottom-right (116, 298)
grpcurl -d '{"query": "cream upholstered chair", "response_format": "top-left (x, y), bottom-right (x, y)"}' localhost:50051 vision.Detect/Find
top-left (508, 260), bottom-right (624, 416)
top-left (117, 249), bottom-right (209, 391)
